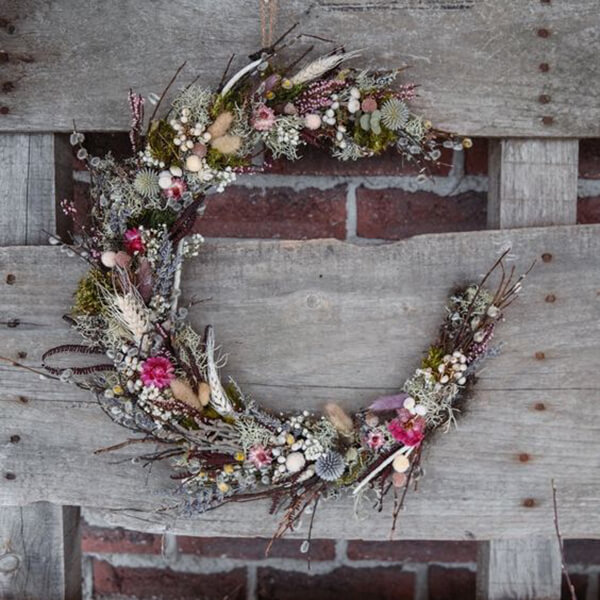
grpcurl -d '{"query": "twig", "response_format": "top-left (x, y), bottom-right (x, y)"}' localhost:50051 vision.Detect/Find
top-left (94, 437), bottom-right (167, 455)
top-left (552, 479), bottom-right (577, 600)
top-left (147, 61), bottom-right (187, 129)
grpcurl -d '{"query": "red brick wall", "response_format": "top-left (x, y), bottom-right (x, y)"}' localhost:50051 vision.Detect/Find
top-left (74, 136), bottom-right (600, 599)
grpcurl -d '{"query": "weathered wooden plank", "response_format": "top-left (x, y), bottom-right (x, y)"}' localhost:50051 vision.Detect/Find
top-left (0, 133), bottom-right (80, 600)
top-left (0, 134), bottom-right (72, 245)
top-left (1, 226), bottom-right (600, 539)
top-left (480, 139), bottom-right (575, 597)
top-left (477, 537), bottom-right (562, 600)
top-left (0, 504), bottom-right (81, 600)
top-left (1, 1), bottom-right (599, 136)
top-left (487, 140), bottom-right (579, 228)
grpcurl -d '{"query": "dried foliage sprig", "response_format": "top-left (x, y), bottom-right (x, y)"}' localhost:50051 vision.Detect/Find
top-left (31, 42), bottom-right (529, 547)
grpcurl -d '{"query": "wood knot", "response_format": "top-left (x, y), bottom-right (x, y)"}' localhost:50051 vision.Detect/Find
top-left (6, 318), bottom-right (20, 328)
top-left (18, 396), bottom-right (28, 404)
top-left (522, 498), bottom-right (536, 508)
top-left (0, 106), bottom-right (9, 115)
top-left (534, 351), bottom-right (545, 360)
top-left (2, 81), bottom-right (14, 93)
top-left (17, 351), bottom-right (27, 359)
top-left (538, 94), bottom-right (551, 104)
top-left (539, 62), bottom-right (550, 72)
top-left (0, 553), bottom-right (21, 574)
top-left (5, 273), bottom-right (15, 285)
top-left (541, 252), bottom-right (552, 262)
top-left (545, 294), bottom-right (556, 303)
top-left (9, 435), bottom-right (20, 444)
top-left (4, 472), bottom-right (16, 480)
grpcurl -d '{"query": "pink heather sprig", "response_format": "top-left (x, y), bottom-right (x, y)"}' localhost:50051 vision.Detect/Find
top-left (295, 79), bottom-right (346, 115)
top-left (60, 198), bottom-right (77, 217)
top-left (128, 89), bottom-right (145, 155)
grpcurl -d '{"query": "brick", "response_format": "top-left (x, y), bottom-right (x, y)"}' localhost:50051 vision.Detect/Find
top-left (579, 139), bottom-right (600, 179)
top-left (82, 522), bottom-right (162, 554)
top-left (178, 536), bottom-right (336, 561)
top-left (428, 566), bottom-right (476, 600)
top-left (257, 566), bottom-right (414, 600)
top-left (347, 540), bottom-right (477, 563)
top-left (93, 559), bottom-right (246, 599)
top-left (356, 188), bottom-right (486, 240)
top-left (577, 197), bottom-right (600, 224)
top-left (193, 185), bottom-right (347, 239)
top-left (270, 146), bottom-right (453, 176)
top-left (561, 573), bottom-right (587, 600)
top-left (464, 138), bottom-right (488, 176)
top-left (565, 539), bottom-right (600, 564)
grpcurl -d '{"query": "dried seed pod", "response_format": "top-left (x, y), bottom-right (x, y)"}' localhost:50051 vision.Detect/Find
top-left (211, 134), bottom-right (242, 155)
top-left (324, 402), bottom-right (354, 436)
top-left (392, 454), bottom-right (410, 473)
top-left (207, 111), bottom-right (234, 138)
top-left (198, 381), bottom-right (211, 406)
top-left (170, 378), bottom-right (202, 411)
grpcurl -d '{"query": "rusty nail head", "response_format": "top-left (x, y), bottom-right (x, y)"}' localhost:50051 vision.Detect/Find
top-left (7, 318), bottom-right (19, 328)
top-left (534, 402), bottom-right (546, 411)
top-left (539, 62), bottom-right (550, 72)
top-left (542, 116), bottom-right (554, 125)
top-left (9, 435), bottom-right (20, 444)
top-left (541, 252), bottom-right (552, 262)
top-left (539, 94), bottom-right (551, 104)
top-left (523, 498), bottom-right (536, 508)
top-left (18, 396), bottom-right (28, 404)
top-left (519, 453), bottom-right (530, 462)
top-left (537, 28), bottom-right (550, 38)
top-left (545, 293), bottom-right (556, 303)
top-left (0, 106), bottom-right (9, 115)
top-left (17, 351), bottom-right (27, 359)
top-left (535, 351), bottom-right (546, 360)
top-left (6, 274), bottom-right (15, 284)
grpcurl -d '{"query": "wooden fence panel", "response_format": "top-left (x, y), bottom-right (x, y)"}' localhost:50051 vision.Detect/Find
top-left (1, 0), bottom-right (599, 136)
top-left (1, 226), bottom-right (599, 539)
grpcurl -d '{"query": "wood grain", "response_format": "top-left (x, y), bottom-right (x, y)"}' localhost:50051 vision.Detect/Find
top-left (1, 1), bottom-right (599, 136)
top-left (0, 504), bottom-right (81, 600)
top-left (487, 139), bottom-right (579, 228)
top-left (0, 133), bottom-right (80, 600)
top-left (0, 134), bottom-right (72, 245)
top-left (477, 537), bottom-right (562, 600)
top-left (1, 227), bottom-right (600, 539)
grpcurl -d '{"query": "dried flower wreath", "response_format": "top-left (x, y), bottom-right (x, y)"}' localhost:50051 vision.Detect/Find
top-left (7, 38), bottom-right (530, 549)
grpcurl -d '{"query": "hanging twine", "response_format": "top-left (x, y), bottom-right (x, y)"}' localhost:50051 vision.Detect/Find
top-left (260, 0), bottom-right (279, 48)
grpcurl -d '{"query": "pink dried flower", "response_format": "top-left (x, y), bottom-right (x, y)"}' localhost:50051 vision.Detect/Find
top-left (124, 228), bottom-right (145, 254)
top-left (251, 104), bottom-right (276, 131)
top-left (361, 97), bottom-right (378, 112)
top-left (140, 356), bottom-right (175, 389)
top-left (365, 430), bottom-right (385, 450)
top-left (387, 415), bottom-right (425, 447)
top-left (165, 178), bottom-right (186, 200)
top-left (248, 445), bottom-right (273, 468)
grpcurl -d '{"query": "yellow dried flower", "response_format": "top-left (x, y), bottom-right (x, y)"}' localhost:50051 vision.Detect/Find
top-left (424, 120), bottom-right (432, 129)
top-left (281, 79), bottom-right (293, 90)
top-left (112, 385), bottom-right (123, 395)
top-left (265, 91), bottom-right (275, 100)
top-left (223, 464), bottom-right (234, 474)
top-left (286, 434), bottom-right (295, 445)
top-left (234, 452), bottom-right (245, 462)
top-left (462, 137), bottom-right (473, 149)
top-left (217, 481), bottom-right (230, 493)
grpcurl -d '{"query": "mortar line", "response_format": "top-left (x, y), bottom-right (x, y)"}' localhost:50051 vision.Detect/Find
top-left (246, 563), bottom-right (258, 600)
top-left (345, 183), bottom-right (358, 240)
